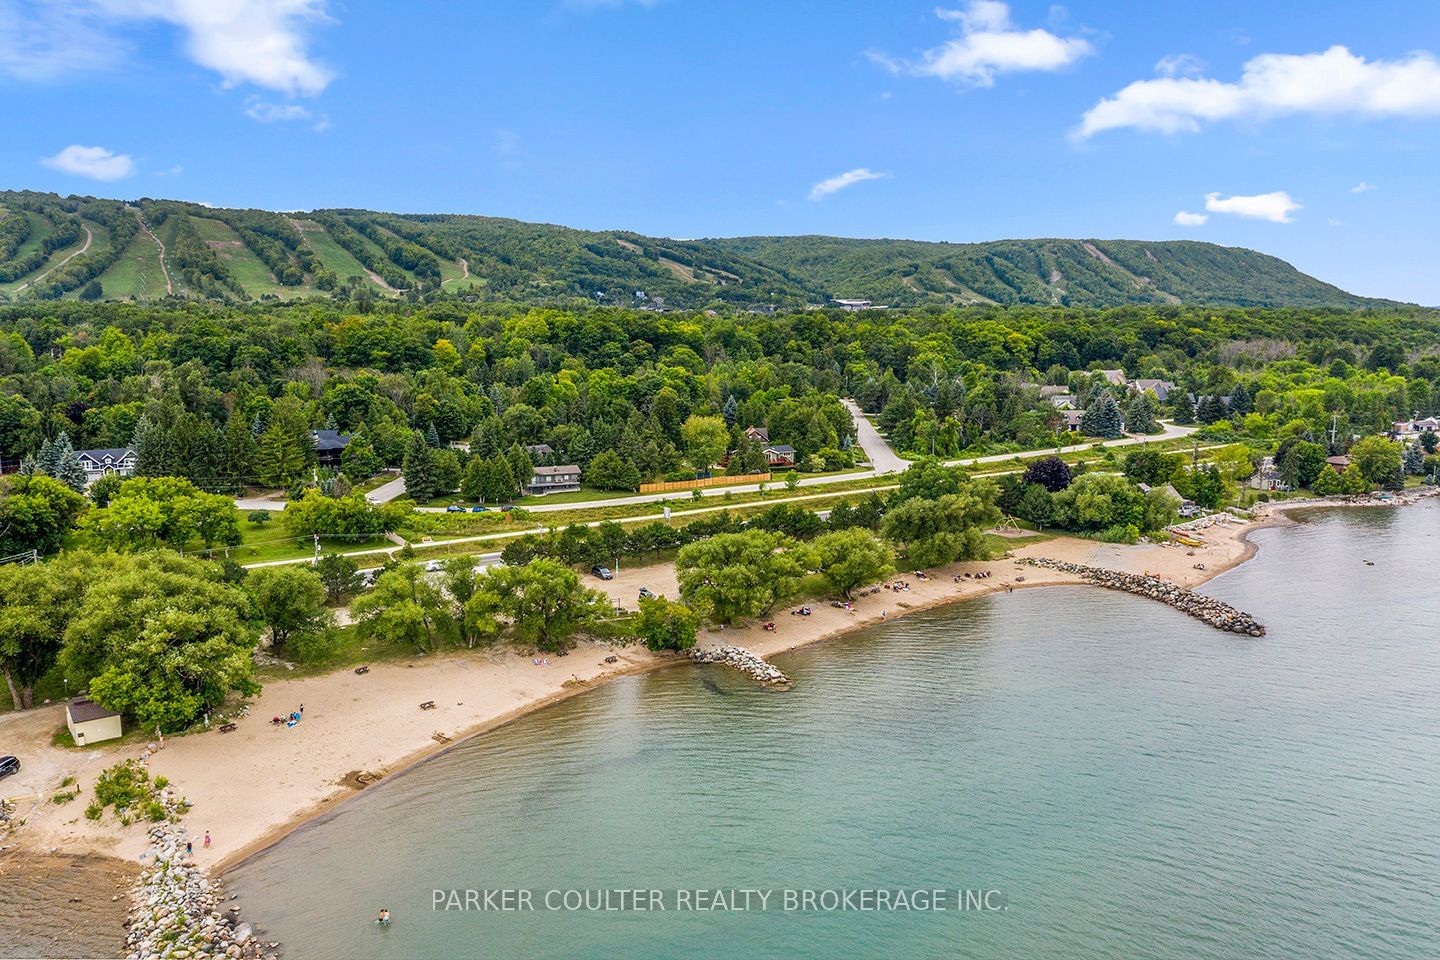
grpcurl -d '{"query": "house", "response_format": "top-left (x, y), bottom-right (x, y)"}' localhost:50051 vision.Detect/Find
top-left (524, 443), bottom-right (556, 463)
top-left (1048, 394), bottom-right (1078, 410)
top-left (1130, 379), bottom-right (1174, 403)
top-left (1249, 456), bottom-right (1289, 491)
top-left (75, 447), bottom-right (136, 484)
top-left (762, 444), bottom-right (797, 467)
top-left (1061, 410), bottom-right (1085, 432)
top-left (832, 299), bottom-right (873, 311)
top-left (525, 464), bottom-right (581, 496)
top-left (1097, 369), bottom-right (1127, 386)
top-left (1326, 455), bottom-right (1351, 471)
top-left (66, 696), bottom-right (122, 745)
top-left (1391, 417), bottom-right (1440, 440)
top-left (311, 430), bottom-right (351, 468)
top-left (744, 426), bottom-right (769, 443)
top-left (1038, 385), bottom-right (1071, 399)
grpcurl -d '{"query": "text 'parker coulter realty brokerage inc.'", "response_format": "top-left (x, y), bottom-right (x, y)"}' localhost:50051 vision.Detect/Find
top-left (433, 889), bottom-right (1007, 913)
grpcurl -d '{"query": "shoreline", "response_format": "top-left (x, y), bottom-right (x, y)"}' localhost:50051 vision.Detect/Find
top-left (6, 521), bottom-right (1264, 881)
top-left (7, 493), bottom-right (1431, 956)
top-left (223, 516), bottom-right (1269, 871)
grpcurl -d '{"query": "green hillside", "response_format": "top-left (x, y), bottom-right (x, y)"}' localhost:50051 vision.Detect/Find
top-left (0, 190), bottom-right (1398, 309)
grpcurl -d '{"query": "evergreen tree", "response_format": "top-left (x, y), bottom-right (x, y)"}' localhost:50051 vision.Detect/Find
top-left (1404, 441), bottom-right (1426, 476)
top-left (1125, 392), bottom-right (1159, 434)
top-left (223, 414), bottom-right (259, 486)
top-left (481, 454), bottom-right (516, 503)
top-left (17, 454), bottom-right (36, 476)
top-left (46, 431), bottom-right (79, 482)
top-left (56, 447), bottom-right (87, 491)
top-left (722, 394), bottom-right (738, 426)
top-left (256, 401), bottom-right (316, 488)
top-left (506, 444), bottom-right (533, 492)
top-left (425, 422), bottom-right (442, 448)
top-left (35, 436), bottom-right (59, 476)
top-left (131, 414), bottom-right (163, 477)
top-left (1197, 394), bottom-right (1227, 424)
top-left (1171, 391), bottom-right (1196, 425)
top-left (1079, 393), bottom-right (1124, 439)
top-left (1228, 382), bottom-right (1253, 417)
top-left (402, 430), bottom-right (439, 503)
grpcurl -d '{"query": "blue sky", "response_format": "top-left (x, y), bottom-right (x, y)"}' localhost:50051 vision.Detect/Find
top-left (4, 0), bottom-right (1440, 302)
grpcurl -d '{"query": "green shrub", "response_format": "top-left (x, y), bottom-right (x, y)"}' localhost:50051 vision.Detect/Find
top-left (85, 802), bottom-right (102, 821)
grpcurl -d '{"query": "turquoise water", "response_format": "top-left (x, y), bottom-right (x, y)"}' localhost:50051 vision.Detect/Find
top-left (229, 504), bottom-right (1440, 959)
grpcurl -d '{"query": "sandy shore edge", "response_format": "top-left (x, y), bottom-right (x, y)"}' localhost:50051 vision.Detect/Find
top-left (10, 490), bottom-right (1431, 957)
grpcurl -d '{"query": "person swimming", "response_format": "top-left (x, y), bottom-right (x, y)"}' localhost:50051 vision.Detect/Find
top-left (376, 909), bottom-right (391, 925)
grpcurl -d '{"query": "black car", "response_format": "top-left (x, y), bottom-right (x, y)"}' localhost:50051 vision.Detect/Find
top-left (0, 756), bottom-right (18, 780)
top-left (638, 587), bottom-right (657, 600)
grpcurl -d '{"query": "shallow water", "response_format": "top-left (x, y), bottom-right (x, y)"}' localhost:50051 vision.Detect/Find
top-left (229, 503), bottom-right (1440, 959)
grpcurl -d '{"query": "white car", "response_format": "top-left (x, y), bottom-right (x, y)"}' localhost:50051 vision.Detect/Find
top-left (424, 560), bottom-right (445, 572)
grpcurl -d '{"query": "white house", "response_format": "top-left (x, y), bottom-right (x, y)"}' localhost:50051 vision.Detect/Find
top-left (75, 447), bottom-right (136, 485)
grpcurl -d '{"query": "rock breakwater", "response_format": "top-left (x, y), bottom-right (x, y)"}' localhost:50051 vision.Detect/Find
top-left (126, 822), bottom-right (276, 960)
top-left (1023, 558), bottom-right (1266, 636)
top-left (690, 645), bottom-right (792, 688)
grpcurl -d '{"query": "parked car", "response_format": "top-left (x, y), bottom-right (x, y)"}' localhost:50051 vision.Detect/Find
top-left (471, 505), bottom-right (489, 512)
top-left (638, 587), bottom-right (656, 600)
top-left (357, 570), bottom-right (378, 587)
top-left (500, 504), bottom-right (515, 512)
top-left (0, 756), bottom-right (18, 780)
top-left (591, 565), bottom-right (614, 580)
top-left (445, 504), bottom-right (465, 513)
top-left (424, 560), bottom-right (445, 572)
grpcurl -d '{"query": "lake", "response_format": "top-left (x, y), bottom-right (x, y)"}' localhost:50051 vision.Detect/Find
top-left (228, 503), bottom-right (1440, 959)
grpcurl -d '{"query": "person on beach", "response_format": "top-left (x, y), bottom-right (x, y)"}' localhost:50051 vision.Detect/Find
top-left (185, 840), bottom-right (193, 856)
top-left (203, 831), bottom-right (211, 849)
top-left (377, 909), bottom-right (391, 925)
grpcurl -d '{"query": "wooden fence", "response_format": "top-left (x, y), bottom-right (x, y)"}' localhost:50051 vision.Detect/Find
top-left (639, 472), bottom-right (771, 494)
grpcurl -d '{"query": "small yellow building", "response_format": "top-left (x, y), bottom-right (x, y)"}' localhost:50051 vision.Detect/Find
top-left (66, 697), bottom-right (122, 745)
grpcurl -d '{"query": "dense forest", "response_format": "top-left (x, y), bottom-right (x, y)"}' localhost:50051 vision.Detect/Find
top-left (0, 191), bottom-right (1399, 310)
top-left (0, 299), bottom-right (1434, 495)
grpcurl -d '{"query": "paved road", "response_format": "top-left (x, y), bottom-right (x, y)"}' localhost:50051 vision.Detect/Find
top-left (235, 412), bottom-right (1196, 516)
top-left (366, 472), bottom-right (407, 503)
top-left (941, 419), bottom-right (1198, 468)
top-left (842, 398), bottom-right (910, 474)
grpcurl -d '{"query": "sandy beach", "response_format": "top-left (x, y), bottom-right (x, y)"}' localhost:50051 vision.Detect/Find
top-left (1, 516), bottom-right (1262, 880)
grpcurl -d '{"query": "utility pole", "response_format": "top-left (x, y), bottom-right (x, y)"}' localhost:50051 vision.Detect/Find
top-left (313, 533), bottom-right (320, 566)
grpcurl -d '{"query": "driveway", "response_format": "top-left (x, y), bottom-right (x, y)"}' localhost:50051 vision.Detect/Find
top-left (842, 398), bottom-right (909, 474)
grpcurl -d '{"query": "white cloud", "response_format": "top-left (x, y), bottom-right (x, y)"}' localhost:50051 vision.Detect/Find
top-left (1351, 181), bottom-right (1377, 193)
top-left (809, 167), bottom-right (888, 201)
top-left (871, 1), bottom-right (1092, 87)
top-left (42, 144), bottom-right (136, 181)
top-left (1, 0), bottom-right (334, 95)
top-left (155, 163), bottom-right (183, 176)
top-left (1078, 45), bottom-right (1440, 138)
top-left (245, 99), bottom-right (311, 122)
top-left (1173, 210), bottom-right (1208, 227)
top-left (1328, 218), bottom-right (1344, 226)
top-left (1155, 53), bottom-right (1205, 78)
top-left (1204, 191), bottom-right (1301, 224)
top-left (0, 0), bottom-right (127, 79)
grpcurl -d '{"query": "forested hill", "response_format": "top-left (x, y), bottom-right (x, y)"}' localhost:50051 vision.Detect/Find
top-left (0, 189), bottom-right (1394, 309)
